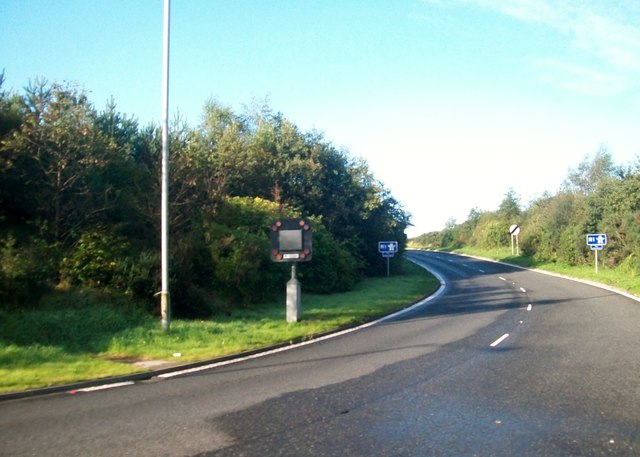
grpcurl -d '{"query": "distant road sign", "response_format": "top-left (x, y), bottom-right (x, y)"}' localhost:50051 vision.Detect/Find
top-left (378, 241), bottom-right (398, 254)
top-left (586, 234), bottom-right (607, 246)
top-left (509, 224), bottom-right (521, 236)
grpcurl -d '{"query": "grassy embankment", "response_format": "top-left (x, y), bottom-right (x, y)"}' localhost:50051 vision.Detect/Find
top-left (0, 260), bottom-right (438, 394)
top-left (440, 246), bottom-right (640, 297)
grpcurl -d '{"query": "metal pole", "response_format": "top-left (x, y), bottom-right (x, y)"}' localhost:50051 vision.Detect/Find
top-left (160, 0), bottom-right (171, 331)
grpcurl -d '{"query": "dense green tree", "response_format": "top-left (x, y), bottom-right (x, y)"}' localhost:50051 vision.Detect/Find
top-left (1, 80), bottom-right (133, 243)
top-left (498, 187), bottom-right (521, 221)
top-left (563, 146), bottom-right (616, 196)
top-left (411, 146), bottom-right (640, 274)
top-left (0, 78), bottom-right (411, 314)
top-left (0, 72), bottom-right (22, 140)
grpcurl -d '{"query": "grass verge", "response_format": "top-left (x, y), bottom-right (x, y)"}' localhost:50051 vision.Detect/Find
top-left (0, 260), bottom-right (438, 394)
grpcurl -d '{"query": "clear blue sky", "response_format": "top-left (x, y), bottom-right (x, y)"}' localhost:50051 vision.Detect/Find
top-left (2, 1), bottom-right (639, 236)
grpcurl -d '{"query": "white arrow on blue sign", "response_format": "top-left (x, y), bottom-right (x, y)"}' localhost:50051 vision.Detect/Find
top-left (586, 234), bottom-right (607, 246)
top-left (378, 241), bottom-right (398, 254)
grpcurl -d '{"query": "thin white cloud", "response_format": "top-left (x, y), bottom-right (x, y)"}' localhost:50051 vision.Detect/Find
top-left (425, 0), bottom-right (640, 96)
top-left (567, 5), bottom-right (640, 72)
top-left (534, 58), bottom-right (630, 96)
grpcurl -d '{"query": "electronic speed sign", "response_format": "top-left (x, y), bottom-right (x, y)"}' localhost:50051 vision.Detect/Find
top-left (270, 218), bottom-right (312, 262)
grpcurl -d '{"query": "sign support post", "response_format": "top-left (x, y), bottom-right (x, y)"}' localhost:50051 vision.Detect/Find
top-left (286, 263), bottom-right (301, 323)
top-left (509, 224), bottom-right (520, 256)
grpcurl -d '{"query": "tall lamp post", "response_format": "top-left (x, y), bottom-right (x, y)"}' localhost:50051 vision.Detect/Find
top-left (160, 0), bottom-right (171, 331)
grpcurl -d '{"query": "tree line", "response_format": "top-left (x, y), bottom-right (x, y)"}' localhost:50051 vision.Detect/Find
top-left (0, 74), bottom-right (410, 316)
top-left (410, 147), bottom-right (640, 274)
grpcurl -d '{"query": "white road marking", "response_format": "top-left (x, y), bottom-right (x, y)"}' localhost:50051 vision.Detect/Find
top-left (490, 333), bottom-right (510, 347)
top-left (498, 276), bottom-right (506, 281)
top-left (478, 269), bottom-right (486, 273)
top-left (159, 265), bottom-right (450, 380)
top-left (69, 381), bottom-right (135, 394)
top-left (527, 304), bottom-right (532, 311)
top-left (520, 287), bottom-right (527, 293)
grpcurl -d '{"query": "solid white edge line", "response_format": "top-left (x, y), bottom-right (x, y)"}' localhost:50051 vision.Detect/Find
top-left (159, 255), bottom-right (448, 380)
top-left (490, 333), bottom-right (510, 347)
top-left (71, 381), bottom-right (135, 393)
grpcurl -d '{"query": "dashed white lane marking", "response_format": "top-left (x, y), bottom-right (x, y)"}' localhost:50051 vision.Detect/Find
top-left (527, 304), bottom-right (532, 311)
top-left (490, 333), bottom-right (510, 347)
top-left (69, 381), bottom-right (135, 394)
top-left (478, 269), bottom-right (486, 273)
top-left (498, 276), bottom-right (507, 281)
top-left (520, 287), bottom-right (527, 293)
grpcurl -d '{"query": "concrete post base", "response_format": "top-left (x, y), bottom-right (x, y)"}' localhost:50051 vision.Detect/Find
top-left (286, 277), bottom-right (301, 323)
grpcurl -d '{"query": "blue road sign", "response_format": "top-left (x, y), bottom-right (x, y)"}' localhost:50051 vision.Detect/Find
top-left (378, 241), bottom-right (398, 254)
top-left (586, 234), bottom-right (607, 246)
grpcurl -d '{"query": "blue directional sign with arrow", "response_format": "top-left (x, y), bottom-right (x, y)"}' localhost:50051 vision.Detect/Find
top-left (378, 241), bottom-right (398, 254)
top-left (586, 234), bottom-right (607, 246)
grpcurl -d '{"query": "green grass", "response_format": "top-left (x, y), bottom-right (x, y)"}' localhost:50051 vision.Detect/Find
top-left (445, 246), bottom-right (640, 297)
top-left (0, 261), bottom-right (438, 393)
top-left (0, 344), bottom-right (147, 393)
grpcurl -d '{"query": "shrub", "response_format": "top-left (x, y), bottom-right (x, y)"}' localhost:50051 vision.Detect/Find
top-left (207, 223), bottom-right (286, 304)
top-left (298, 224), bottom-right (359, 293)
top-left (112, 250), bottom-right (159, 301)
top-left (0, 234), bottom-right (55, 308)
top-left (475, 219), bottom-right (509, 249)
top-left (61, 228), bottom-right (130, 288)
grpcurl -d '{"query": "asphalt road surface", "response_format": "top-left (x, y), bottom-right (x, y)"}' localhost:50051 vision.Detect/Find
top-left (2, 250), bottom-right (640, 456)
